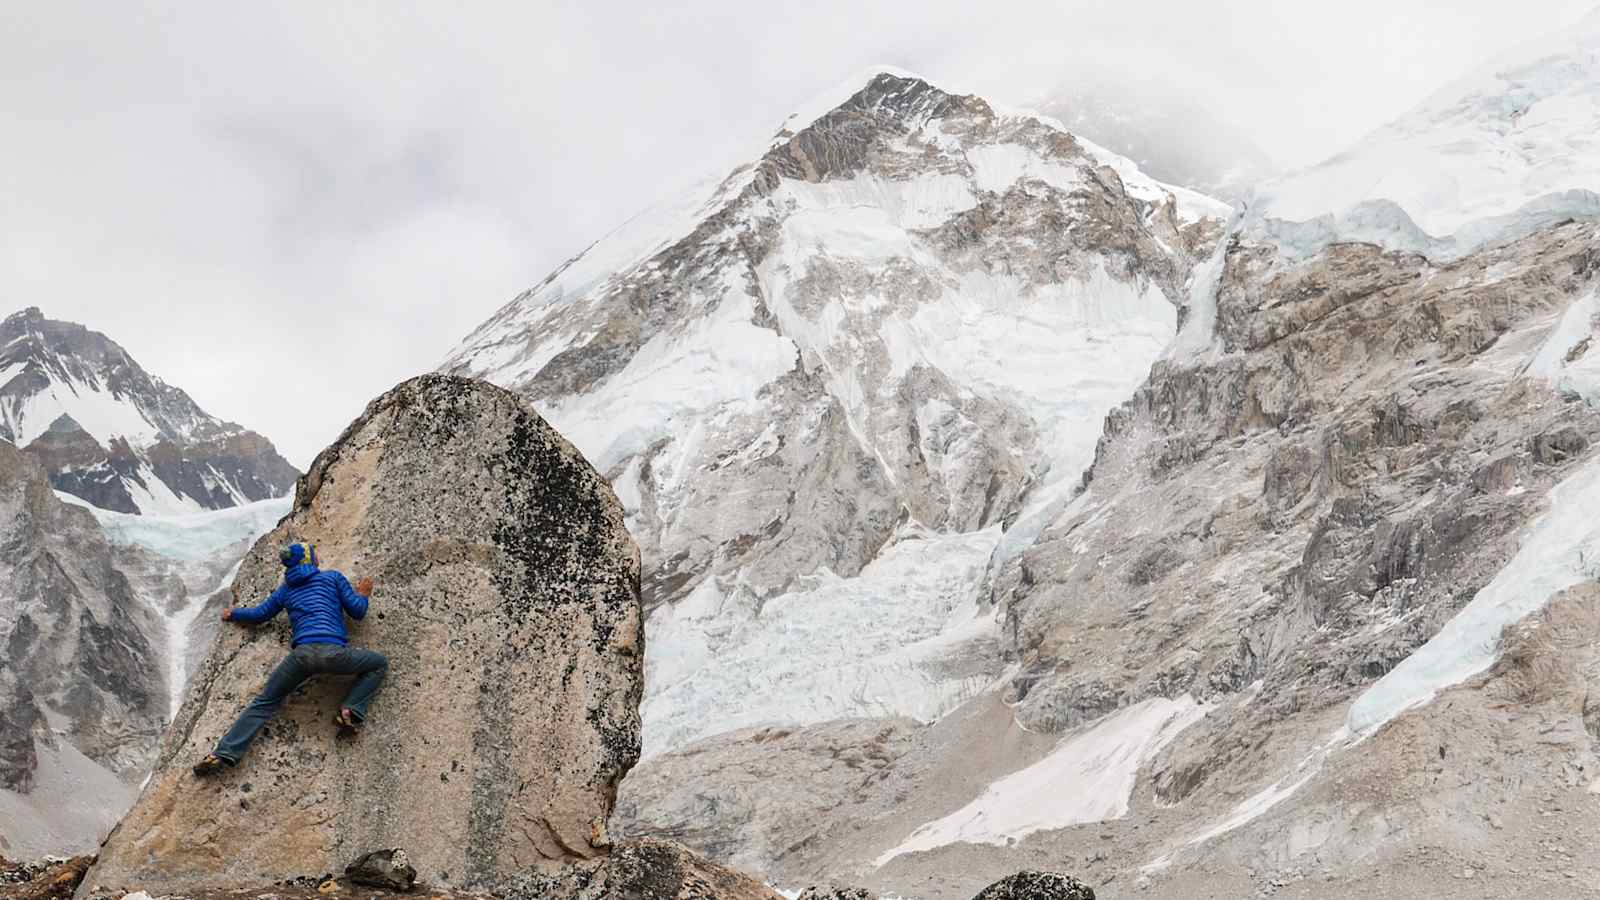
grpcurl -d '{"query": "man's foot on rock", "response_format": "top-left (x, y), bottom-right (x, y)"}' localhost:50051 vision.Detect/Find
top-left (333, 708), bottom-right (362, 736)
top-left (192, 754), bottom-right (232, 777)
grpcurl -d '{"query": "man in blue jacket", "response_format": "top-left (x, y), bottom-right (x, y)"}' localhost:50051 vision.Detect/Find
top-left (193, 542), bottom-right (387, 775)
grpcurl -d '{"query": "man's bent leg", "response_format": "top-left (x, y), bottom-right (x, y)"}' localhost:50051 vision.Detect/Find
top-left (326, 647), bottom-right (388, 722)
top-left (214, 651), bottom-right (310, 763)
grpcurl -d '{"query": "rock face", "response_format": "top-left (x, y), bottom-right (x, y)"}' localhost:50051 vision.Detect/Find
top-left (0, 439), bottom-right (165, 856)
top-left (969, 872), bottom-right (1094, 900)
top-left (0, 307), bottom-right (298, 514)
top-left (0, 856), bottom-right (93, 900)
top-left (85, 374), bottom-right (643, 894)
top-left (503, 839), bottom-right (782, 900)
top-left (617, 719), bottom-right (918, 876)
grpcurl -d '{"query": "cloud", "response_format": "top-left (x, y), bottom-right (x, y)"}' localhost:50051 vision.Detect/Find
top-left (3, 0), bottom-right (1595, 466)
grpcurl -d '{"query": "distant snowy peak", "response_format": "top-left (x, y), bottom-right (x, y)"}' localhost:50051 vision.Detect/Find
top-left (0, 307), bottom-right (297, 514)
top-left (448, 70), bottom-right (1229, 392)
top-left (1253, 12), bottom-right (1600, 256)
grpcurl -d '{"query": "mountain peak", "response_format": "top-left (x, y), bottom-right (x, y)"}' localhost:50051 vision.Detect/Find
top-left (0, 309), bottom-right (297, 514)
top-left (769, 65), bottom-right (937, 143)
top-left (1, 306), bottom-right (45, 336)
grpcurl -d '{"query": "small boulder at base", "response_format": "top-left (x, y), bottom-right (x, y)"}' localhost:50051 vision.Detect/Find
top-left (798, 887), bottom-right (879, 900)
top-left (345, 849), bottom-right (418, 892)
top-left (84, 375), bottom-right (643, 895)
top-left (0, 856), bottom-right (93, 900)
top-left (971, 872), bottom-right (1095, 900)
top-left (503, 839), bottom-right (783, 900)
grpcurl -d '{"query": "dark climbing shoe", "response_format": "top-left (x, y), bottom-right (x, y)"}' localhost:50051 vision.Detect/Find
top-left (333, 708), bottom-right (362, 736)
top-left (192, 754), bottom-right (232, 777)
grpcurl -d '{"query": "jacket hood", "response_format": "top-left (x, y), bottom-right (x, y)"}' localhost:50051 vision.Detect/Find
top-left (284, 563), bottom-right (319, 587)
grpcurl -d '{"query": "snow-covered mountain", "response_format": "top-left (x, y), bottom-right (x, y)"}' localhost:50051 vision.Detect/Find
top-left (0, 307), bottom-right (298, 515)
top-left (0, 438), bottom-right (165, 856)
top-left (0, 307), bottom-right (294, 855)
top-left (1252, 8), bottom-right (1600, 257)
top-left (610, 27), bottom-right (1600, 900)
top-left (445, 68), bottom-right (1231, 758)
top-left (1, 479), bottom-right (288, 857)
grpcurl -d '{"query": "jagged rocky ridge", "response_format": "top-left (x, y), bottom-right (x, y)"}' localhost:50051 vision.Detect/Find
top-left (0, 440), bottom-right (166, 858)
top-left (445, 69), bottom-right (1230, 757)
top-left (0, 308), bottom-right (297, 515)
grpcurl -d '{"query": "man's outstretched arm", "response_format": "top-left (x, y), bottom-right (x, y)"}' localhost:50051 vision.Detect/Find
top-left (338, 574), bottom-right (372, 620)
top-left (228, 587), bottom-right (286, 624)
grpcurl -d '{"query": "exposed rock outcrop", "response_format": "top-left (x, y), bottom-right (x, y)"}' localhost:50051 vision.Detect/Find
top-left (0, 440), bottom-right (168, 784)
top-left (503, 839), bottom-right (781, 900)
top-left (797, 886), bottom-right (879, 900)
top-left (969, 872), bottom-right (1094, 900)
top-left (0, 439), bottom-right (165, 856)
top-left (0, 856), bottom-right (93, 900)
top-left (617, 719), bottom-right (917, 876)
top-left (85, 374), bottom-right (643, 895)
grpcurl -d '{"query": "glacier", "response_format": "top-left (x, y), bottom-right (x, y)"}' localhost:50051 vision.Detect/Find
top-left (1251, 8), bottom-right (1600, 258)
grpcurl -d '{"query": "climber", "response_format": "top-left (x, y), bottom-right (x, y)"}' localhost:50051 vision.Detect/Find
top-left (192, 542), bottom-right (387, 776)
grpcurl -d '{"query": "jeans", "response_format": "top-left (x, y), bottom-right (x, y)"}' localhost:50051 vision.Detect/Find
top-left (214, 643), bottom-right (387, 764)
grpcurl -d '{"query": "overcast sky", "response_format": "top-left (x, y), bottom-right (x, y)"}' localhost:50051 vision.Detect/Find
top-left (5, 1), bottom-right (1596, 466)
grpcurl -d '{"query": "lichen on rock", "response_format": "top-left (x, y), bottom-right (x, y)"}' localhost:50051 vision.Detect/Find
top-left (969, 871), bottom-right (1095, 900)
top-left (502, 839), bottom-right (782, 900)
top-left (84, 375), bottom-right (642, 895)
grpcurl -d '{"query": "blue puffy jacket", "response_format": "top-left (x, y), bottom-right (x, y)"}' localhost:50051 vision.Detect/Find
top-left (231, 563), bottom-right (369, 647)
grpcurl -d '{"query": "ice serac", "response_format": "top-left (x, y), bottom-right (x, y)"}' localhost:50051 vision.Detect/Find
top-left (0, 307), bottom-right (297, 515)
top-left (85, 374), bottom-right (643, 894)
top-left (0, 441), bottom-right (163, 857)
top-left (444, 69), bottom-right (1230, 758)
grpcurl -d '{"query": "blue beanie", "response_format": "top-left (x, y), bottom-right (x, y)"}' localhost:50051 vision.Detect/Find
top-left (279, 543), bottom-right (317, 568)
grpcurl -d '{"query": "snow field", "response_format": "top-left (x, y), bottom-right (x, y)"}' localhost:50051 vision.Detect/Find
top-left (1347, 451), bottom-right (1600, 733)
top-left (1526, 289), bottom-right (1600, 404)
top-left (876, 696), bottom-right (1210, 866)
top-left (539, 279), bottom-right (799, 474)
top-left (4, 372), bottom-right (164, 450)
top-left (63, 492), bottom-right (290, 561)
